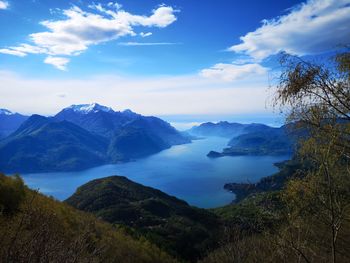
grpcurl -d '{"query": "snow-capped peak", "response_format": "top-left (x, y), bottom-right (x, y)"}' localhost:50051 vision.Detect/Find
top-left (66, 103), bottom-right (114, 114)
top-left (0, 109), bottom-right (14, 115)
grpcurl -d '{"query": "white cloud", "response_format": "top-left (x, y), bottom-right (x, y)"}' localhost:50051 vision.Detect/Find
top-left (0, 1), bottom-right (8, 10)
top-left (107, 2), bottom-right (122, 10)
top-left (0, 3), bottom-right (178, 69)
top-left (0, 49), bottom-right (26, 57)
top-left (230, 0), bottom-right (350, 60)
top-left (44, 56), bottom-right (70, 71)
top-left (0, 44), bottom-right (46, 57)
top-left (118, 42), bottom-right (179, 46)
top-left (140, 32), bottom-right (152, 37)
top-left (0, 71), bottom-right (273, 117)
top-left (200, 63), bottom-right (268, 82)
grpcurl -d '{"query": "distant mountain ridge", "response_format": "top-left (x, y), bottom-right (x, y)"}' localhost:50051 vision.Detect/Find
top-left (207, 124), bottom-right (296, 157)
top-left (0, 104), bottom-right (190, 173)
top-left (188, 121), bottom-right (273, 138)
top-left (0, 109), bottom-right (28, 139)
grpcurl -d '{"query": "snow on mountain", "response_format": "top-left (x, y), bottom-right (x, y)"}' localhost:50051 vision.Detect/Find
top-left (66, 103), bottom-right (114, 114)
top-left (0, 109), bottom-right (14, 115)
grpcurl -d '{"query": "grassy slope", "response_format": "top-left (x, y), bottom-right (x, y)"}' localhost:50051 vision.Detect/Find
top-left (0, 174), bottom-right (176, 263)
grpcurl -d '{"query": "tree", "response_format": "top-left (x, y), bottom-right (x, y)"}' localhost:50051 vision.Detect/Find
top-left (0, 174), bottom-right (26, 216)
top-left (274, 51), bottom-right (350, 263)
top-left (275, 51), bottom-right (350, 153)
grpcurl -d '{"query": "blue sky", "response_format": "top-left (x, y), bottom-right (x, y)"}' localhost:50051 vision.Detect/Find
top-left (0, 0), bottom-right (349, 126)
top-left (0, 0), bottom-right (302, 76)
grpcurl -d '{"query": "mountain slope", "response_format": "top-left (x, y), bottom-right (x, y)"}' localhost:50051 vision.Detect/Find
top-left (66, 176), bottom-right (222, 261)
top-left (55, 103), bottom-right (136, 138)
top-left (0, 115), bottom-right (108, 172)
top-left (189, 121), bottom-right (272, 138)
top-left (125, 116), bottom-right (190, 146)
top-left (226, 125), bottom-right (294, 155)
top-left (207, 125), bottom-right (295, 157)
top-left (108, 127), bottom-right (168, 161)
top-left (0, 173), bottom-right (176, 263)
top-left (0, 109), bottom-right (28, 139)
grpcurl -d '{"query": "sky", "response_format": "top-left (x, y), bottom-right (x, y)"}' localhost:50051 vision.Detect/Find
top-left (0, 0), bottom-right (349, 126)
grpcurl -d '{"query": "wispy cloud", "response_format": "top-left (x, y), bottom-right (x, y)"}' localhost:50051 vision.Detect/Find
top-left (118, 42), bottom-right (181, 46)
top-left (200, 63), bottom-right (268, 82)
top-left (44, 56), bottom-right (70, 71)
top-left (140, 32), bottom-right (153, 37)
top-left (0, 49), bottom-right (26, 56)
top-left (229, 0), bottom-right (350, 60)
top-left (0, 44), bottom-right (46, 57)
top-left (0, 3), bottom-right (179, 69)
top-left (0, 1), bottom-right (8, 10)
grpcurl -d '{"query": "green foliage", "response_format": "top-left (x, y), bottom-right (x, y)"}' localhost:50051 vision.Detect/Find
top-left (198, 232), bottom-right (278, 263)
top-left (213, 191), bottom-right (283, 233)
top-left (0, 173), bottom-right (177, 263)
top-left (0, 174), bottom-right (26, 215)
top-left (278, 132), bottom-right (350, 262)
top-left (66, 176), bottom-right (222, 262)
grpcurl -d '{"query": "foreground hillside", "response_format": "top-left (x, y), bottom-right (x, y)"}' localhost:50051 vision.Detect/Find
top-left (2, 155), bottom-right (350, 262)
top-left (66, 176), bottom-right (222, 262)
top-left (0, 174), bottom-right (176, 263)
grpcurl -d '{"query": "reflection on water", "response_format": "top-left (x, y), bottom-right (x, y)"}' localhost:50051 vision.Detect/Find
top-left (22, 137), bottom-right (289, 208)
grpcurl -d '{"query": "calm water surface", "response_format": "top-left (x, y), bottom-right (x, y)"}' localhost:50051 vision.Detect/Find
top-left (22, 137), bottom-right (289, 208)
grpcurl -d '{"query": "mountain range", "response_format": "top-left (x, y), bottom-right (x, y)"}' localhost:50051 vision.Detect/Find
top-left (223, 125), bottom-right (295, 155)
top-left (189, 121), bottom-right (295, 157)
top-left (0, 104), bottom-right (190, 173)
top-left (188, 121), bottom-right (273, 138)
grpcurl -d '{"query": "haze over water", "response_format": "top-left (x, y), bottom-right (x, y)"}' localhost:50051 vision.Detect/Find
top-left (22, 137), bottom-right (289, 208)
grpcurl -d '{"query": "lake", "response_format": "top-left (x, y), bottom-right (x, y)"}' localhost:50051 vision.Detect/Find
top-left (22, 137), bottom-right (290, 208)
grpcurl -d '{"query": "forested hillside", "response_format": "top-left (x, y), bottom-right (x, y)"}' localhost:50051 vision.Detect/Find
top-left (0, 174), bottom-right (177, 263)
top-left (66, 176), bottom-right (222, 262)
